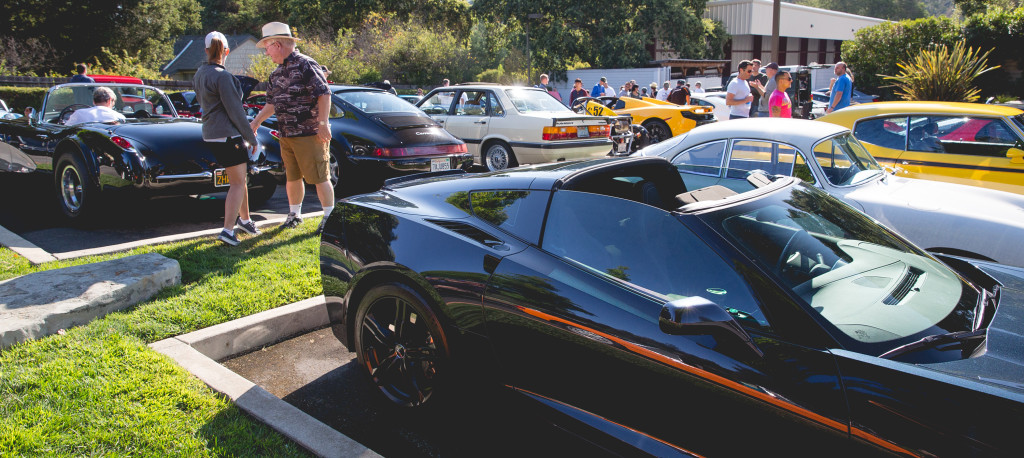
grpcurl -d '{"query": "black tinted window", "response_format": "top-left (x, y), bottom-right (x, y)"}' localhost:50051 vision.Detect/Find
top-left (542, 190), bottom-right (768, 330)
top-left (853, 117), bottom-right (908, 150)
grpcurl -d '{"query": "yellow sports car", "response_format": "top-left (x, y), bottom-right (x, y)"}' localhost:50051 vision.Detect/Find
top-left (818, 101), bottom-right (1024, 195)
top-left (572, 96), bottom-right (715, 143)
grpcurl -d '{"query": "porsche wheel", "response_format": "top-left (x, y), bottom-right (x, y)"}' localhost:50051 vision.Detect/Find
top-left (54, 151), bottom-right (99, 221)
top-left (354, 283), bottom-right (449, 407)
top-left (484, 141), bottom-right (517, 171)
top-left (643, 119), bottom-right (672, 144)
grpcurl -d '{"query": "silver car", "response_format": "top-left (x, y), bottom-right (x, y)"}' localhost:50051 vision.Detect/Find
top-left (638, 117), bottom-right (1024, 268)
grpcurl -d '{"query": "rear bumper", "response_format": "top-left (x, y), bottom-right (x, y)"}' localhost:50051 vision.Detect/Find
top-left (512, 138), bottom-right (614, 163)
top-left (350, 153), bottom-right (474, 173)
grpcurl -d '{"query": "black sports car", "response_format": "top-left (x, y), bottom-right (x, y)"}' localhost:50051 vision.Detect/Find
top-left (321, 156), bottom-right (1024, 456)
top-left (0, 83), bottom-right (281, 220)
top-left (260, 85), bottom-right (471, 196)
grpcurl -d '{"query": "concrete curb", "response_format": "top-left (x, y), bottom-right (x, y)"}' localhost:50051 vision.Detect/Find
top-left (0, 211), bottom-right (324, 263)
top-left (0, 224), bottom-right (57, 264)
top-left (151, 295), bottom-right (380, 458)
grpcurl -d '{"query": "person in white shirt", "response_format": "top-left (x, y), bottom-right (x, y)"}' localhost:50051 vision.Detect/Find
top-left (726, 60), bottom-right (755, 119)
top-left (66, 87), bottom-right (126, 125)
top-left (656, 81), bottom-right (671, 101)
top-left (693, 82), bottom-right (705, 93)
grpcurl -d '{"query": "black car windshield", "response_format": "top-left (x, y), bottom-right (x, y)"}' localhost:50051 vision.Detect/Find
top-left (811, 133), bottom-right (882, 186)
top-left (43, 84), bottom-right (177, 122)
top-left (505, 89), bottom-right (571, 113)
top-left (335, 90), bottom-right (421, 114)
top-left (696, 182), bottom-right (980, 356)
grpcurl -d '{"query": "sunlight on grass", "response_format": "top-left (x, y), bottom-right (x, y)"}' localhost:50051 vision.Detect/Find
top-left (0, 219), bottom-right (324, 456)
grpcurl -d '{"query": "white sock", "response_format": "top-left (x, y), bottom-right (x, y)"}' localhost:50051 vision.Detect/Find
top-left (239, 218), bottom-right (251, 225)
top-left (289, 204), bottom-right (301, 215)
top-left (223, 228), bottom-right (234, 236)
top-left (323, 206), bottom-right (334, 219)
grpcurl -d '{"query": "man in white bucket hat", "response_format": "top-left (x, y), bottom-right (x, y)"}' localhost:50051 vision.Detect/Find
top-left (250, 22), bottom-right (334, 229)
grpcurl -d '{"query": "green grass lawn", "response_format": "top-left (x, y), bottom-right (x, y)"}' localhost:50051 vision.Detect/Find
top-left (0, 220), bottom-right (325, 456)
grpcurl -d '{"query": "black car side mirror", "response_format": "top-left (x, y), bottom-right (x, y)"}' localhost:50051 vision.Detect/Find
top-left (26, 107), bottom-right (37, 123)
top-left (659, 296), bottom-right (764, 358)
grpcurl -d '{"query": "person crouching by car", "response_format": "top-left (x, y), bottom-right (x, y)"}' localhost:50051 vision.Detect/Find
top-left (194, 31), bottom-right (262, 246)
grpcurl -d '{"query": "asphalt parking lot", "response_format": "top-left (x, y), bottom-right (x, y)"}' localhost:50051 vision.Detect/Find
top-left (0, 172), bottom-right (324, 255)
top-left (222, 327), bottom-right (617, 458)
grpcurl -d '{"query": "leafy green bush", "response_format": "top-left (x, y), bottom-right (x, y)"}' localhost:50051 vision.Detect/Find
top-left (883, 41), bottom-right (998, 102)
top-left (0, 86), bottom-right (47, 112)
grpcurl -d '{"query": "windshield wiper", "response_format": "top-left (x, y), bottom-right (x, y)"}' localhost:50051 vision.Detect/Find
top-left (879, 329), bottom-right (986, 360)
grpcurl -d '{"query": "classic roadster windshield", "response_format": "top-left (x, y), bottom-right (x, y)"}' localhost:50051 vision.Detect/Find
top-left (698, 182), bottom-right (979, 353)
top-left (42, 85), bottom-right (176, 122)
top-left (812, 134), bottom-right (882, 186)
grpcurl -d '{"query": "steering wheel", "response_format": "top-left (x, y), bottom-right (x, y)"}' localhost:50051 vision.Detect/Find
top-left (776, 229), bottom-right (818, 285)
top-left (133, 109), bottom-right (151, 119)
top-left (571, 97), bottom-right (602, 114)
top-left (58, 104), bottom-right (91, 124)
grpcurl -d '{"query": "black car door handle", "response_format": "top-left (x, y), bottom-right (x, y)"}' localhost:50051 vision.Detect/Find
top-left (474, 120), bottom-right (487, 125)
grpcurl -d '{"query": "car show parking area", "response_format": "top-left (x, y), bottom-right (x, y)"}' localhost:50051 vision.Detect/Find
top-left (0, 172), bottom-right (322, 256)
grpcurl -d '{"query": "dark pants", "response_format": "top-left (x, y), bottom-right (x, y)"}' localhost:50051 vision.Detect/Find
top-left (729, 114), bottom-right (749, 120)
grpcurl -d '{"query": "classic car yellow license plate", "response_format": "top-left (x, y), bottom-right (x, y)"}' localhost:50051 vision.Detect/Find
top-left (214, 168), bottom-right (229, 187)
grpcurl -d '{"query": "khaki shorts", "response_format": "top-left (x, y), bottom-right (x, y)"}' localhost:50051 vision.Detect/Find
top-left (279, 135), bottom-right (330, 184)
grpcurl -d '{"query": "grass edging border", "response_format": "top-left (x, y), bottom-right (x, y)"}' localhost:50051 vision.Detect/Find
top-left (150, 295), bottom-right (380, 458)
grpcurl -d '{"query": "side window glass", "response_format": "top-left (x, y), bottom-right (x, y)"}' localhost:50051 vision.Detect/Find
top-left (794, 153), bottom-right (817, 185)
top-left (487, 92), bottom-right (504, 116)
top-left (455, 91), bottom-right (486, 116)
top-left (853, 117), bottom-right (908, 150)
top-left (329, 103), bottom-right (345, 118)
top-left (726, 141), bottom-right (796, 179)
top-left (672, 141), bottom-right (726, 176)
top-left (420, 91), bottom-right (455, 115)
top-left (936, 116), bottom-right (1019, 157)
top-left (454, 190), bottom-right (546, 244)
top-left (907, 116), bottom-right (944, 153)
top-left (541, 190), bottom-right (769, 330)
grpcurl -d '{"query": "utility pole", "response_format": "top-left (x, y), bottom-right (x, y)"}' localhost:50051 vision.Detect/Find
top-left (772, 0), bottom-right (781, 64)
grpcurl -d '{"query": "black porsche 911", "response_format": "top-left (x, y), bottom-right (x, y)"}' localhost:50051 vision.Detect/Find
top-left (0, 83), bottom-right (281, 220)
top-left (321, 156), bottom-right (1024, 456)
top-left (260, 85), bottom-right (472, 196)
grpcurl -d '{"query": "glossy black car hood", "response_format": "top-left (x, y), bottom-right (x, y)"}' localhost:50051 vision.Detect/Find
top-left (926, 263), bottom-right (1024, 394)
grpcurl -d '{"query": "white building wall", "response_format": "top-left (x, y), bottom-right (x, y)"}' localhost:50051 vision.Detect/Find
top-left (706, 0), bottom-right (886, 41)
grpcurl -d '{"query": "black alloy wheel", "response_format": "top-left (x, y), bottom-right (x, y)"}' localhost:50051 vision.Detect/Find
top-left (354, 283), bottom-right (449, 407)
top-left (54, 151), bottom-right (98, 220)
top-left (643, 119), bottom-right (672, 144)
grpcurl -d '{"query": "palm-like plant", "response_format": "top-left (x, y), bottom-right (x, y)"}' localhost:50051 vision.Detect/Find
top-left (882, 40), bottom-right (999, 102)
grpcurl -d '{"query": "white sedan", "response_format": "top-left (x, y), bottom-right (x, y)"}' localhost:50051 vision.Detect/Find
top-left (638, 117), bottom-right (1024, 268)
top-left (417, 85), bottom-right (615, 171)
top-left (689, 92), bottom-right (729, 121)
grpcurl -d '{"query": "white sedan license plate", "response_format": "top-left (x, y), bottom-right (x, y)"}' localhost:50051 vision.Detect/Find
top-left (214, 168), bottom-right (229, 187)
top-left (430, 157), bottom-right (451, 172)
top-left (577, 126), bottom-right (590, 138)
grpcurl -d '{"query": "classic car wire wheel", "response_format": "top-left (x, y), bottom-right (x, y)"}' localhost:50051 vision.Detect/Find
top-left (355, 284), bottom-right (447, 407)
top-left (59, 163), bottom-right (85, 212)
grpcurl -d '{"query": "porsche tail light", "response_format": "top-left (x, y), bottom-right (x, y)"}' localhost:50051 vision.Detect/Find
top-left (110, 136), bottom-right (133, 149)
top-left (373, 143), bottom-right (468, 157)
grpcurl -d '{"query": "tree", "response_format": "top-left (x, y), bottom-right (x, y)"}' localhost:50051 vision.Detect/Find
top-left (0, 0), bottom-right (201, 76)
top-left (470, 0), bottom-right (725, 80)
